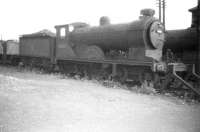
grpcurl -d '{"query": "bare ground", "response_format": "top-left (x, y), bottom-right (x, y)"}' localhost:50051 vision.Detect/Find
top-left (0, 66), bottom-right (200, 132)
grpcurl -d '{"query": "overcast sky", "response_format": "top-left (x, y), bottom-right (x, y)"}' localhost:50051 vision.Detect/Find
top-left (0, 0), bottom-right (197, 40)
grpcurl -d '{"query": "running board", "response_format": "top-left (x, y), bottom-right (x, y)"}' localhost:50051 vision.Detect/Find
top-left (170, 64), bottom-right (200, 96)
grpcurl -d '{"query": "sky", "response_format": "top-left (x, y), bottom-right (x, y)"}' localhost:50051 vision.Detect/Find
top-left (0, 0), bottom-right (197, 40)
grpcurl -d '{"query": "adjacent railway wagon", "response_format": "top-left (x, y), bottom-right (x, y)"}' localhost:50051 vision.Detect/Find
top-left (0, 40), bottom-right (19, 64)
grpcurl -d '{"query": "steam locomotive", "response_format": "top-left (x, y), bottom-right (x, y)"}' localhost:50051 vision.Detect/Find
top-left (0, 9), bottom-right (166, 87)
top-left (164, 6), bottom-right (199, 65)
top-left (163, 5), bottom-right (200, 95)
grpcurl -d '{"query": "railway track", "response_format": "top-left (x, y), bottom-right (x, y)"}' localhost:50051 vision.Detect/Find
top-left (1, 63), bottom-right (199, 102)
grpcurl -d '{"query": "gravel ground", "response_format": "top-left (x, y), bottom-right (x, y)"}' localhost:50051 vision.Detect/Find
top-left (0, 66), bottom-right (200, 132)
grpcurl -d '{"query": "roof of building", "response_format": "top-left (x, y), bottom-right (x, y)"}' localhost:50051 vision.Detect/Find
top-left (189, 6), bottom-right (198, 12)
top-left (21, 29), bottom-right (56, 38)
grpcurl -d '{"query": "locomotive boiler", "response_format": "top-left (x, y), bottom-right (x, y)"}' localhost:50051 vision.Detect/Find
top-left (164, 28), bottom-right (197, 63)
top-left (69, 16), bottom-right (164, 51)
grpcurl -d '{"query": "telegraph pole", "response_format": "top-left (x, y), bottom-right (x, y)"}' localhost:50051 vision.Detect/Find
top-left (197, 0), bottom-right (200, 74)
top-left (157, 0), bottom-right (162, 21)
top-left (156, 0), bottom-right (166, 30)
top-left (162, 0), bottom-right (166, 30)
